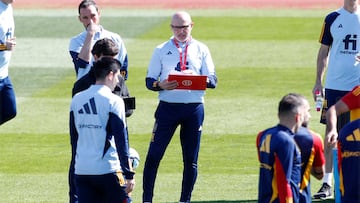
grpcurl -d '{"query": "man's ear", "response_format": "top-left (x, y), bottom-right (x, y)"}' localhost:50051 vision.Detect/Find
top-left (107, 71), bottom-right (114, 81)
top-left (295, 112), bottom-right (302, 124)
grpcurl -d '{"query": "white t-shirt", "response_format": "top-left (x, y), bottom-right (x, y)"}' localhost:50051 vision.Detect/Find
top-left (321, 8), bottom-right (360, 91)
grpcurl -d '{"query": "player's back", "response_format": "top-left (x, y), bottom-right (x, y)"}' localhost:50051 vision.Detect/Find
top-left (71, 84), bottom-right (125, 175)
top-left (256, 125), bottom-right (301, 203)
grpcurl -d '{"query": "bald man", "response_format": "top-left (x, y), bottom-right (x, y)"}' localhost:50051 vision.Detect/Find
top-left (143, 11), bottom-right (217, 203)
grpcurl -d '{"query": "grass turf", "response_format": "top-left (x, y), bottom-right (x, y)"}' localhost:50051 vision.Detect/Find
top-left (0, 8), bottom-right (335, 202)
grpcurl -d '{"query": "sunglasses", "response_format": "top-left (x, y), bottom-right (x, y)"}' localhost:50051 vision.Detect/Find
top-left (170, 24), bottom-right (191, 30)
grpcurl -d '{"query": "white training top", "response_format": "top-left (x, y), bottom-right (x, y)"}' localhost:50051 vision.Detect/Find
top-left (146, 37), bottom-right (216, 103)
top-left (71, 85), bottom-right (127, 175)
top-left (324, 8), bottom-right (360, 91)
top-left (69, 26), bottom-right (128, 80)
top-left (0, 1), bottom-right (14, 79)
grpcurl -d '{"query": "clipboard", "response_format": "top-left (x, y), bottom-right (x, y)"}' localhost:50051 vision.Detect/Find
top-left (168, 74), bottom-right (207, 90)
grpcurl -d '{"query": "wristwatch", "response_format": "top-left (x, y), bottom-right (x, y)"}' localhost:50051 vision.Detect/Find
top-left (152, 81), bottom-right (159, 88)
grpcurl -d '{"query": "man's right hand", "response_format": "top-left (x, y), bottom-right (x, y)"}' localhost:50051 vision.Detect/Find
top-left (159, 79), bottom-right (178, 90)
top-left (86, 21), bottom-right (100, 35)
top-left (312, 84), bottom-right (323, 101)
top-left (125, 178), bottom-right (135, 194)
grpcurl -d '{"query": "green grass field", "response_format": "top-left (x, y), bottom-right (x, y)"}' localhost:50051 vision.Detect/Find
top-left (0, 8), bottom-right (336, 202)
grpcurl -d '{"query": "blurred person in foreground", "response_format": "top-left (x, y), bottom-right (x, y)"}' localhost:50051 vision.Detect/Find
top-left (325, 85), bottom-right (360, 203)
top-left (0, 0), bottom-right (16, 125)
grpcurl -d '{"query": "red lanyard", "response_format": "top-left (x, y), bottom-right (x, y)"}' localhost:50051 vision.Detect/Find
top-left (173, 38), bottom-right (190, 71)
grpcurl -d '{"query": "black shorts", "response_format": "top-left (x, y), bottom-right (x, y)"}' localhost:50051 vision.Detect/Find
top-left (320, 88), bottom-right (350, 131)
top-left (75, 172), bottom-right (129, 203)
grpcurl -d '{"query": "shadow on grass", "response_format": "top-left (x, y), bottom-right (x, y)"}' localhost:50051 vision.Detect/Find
top-left (312, 199), bottom-right (335, 203)
top-left (190, 199), bottom-right (335, 203)
top-left (192, 201), bottom-right (256, 203)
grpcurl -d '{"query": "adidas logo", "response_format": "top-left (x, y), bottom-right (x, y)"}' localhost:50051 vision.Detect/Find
top-left (338, 24), bottom-right (343, 28)
top-left (166, 51), bottom-right (172, 55)
top-left (78, 97), bottom-right (97, 115)
top-left (346, 131), bottom-right (360, 141)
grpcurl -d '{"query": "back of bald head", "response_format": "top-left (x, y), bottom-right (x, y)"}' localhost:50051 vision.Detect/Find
top-left (278, 93), bottom-right (305, 118)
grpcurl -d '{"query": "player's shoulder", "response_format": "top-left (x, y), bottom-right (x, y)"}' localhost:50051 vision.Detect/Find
top-left (191, 38), bottom-right (205, 45)
top-left (295, 126), bottom-right (310, 135)
top-left (71, 88), bottom-right (91, 109)
top-left (190, 38), bottom-right (209, 49)
top-left (324, 8), bottom-right (341, 23)
top-left (69, 31), bottom-right (87, 50)
top-left (339, 119), bottom-right (360, 138)
top-left (308, 129), bottom-right (324, 146)
top-left (0, 2), bottom-right (12, 12)
top-left (107, 92), bottom-right (125, 116)
top-left (101, 28), bottom-right (123, 41)
top-left (151, 40), bottom-right (173, 56)
top-left (99, 86), bottom-right (123, 104)
top-left (308, 129), bottom-right (322, 138)
top-left (92, 86), bottom-right (123, 110)
top-left (259, 125), bottom-right (293, 142)
top-left (155, 39), bottom-right (172, 49)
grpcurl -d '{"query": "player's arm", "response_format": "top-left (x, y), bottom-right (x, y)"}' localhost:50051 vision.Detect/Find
top-left (109, 108), bottom-right (135, 176)
top-left (207, 75), bottom-right (217, 88)
top-left (145, 48), bottom-right (169, 91)
top-left (69, 110), bottom-right (79, 163)
top-left (313, 12), bottom-right (339, 100)
top-left (145, 77), bottom-right (162, 91)
top-left (146, 77), bottom-right (178, 91)
top-left (310, 131), bottom-right (325, 180)
top-left (110, 112), bottom-right (135, 193)
top-left (256, 131), bottom-right (264, 161)
top-left (0, 38), bottom-right (16, 51)
top-left (77, 22), bottom-right (98, 63)
top-left (200, 45), bottom-right (217, 89)
top-left (313, 44), bottom-right (329, 100)
top-left (115, 39), bottom-right (129, 79)
top-left (111, 115), bottom-right (134, 177)
top-left (68, 110), bottom-right (79, 200)
top-left (70, 51), bottom-right (89, 75)
top-left (275, 138), bottom-right (297, 202)
top-left (325, 100), bottom-right (349, 144)
top-left (120, 55), bottom-right (128, 79)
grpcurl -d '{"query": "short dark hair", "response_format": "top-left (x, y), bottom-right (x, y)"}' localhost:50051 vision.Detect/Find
top-left (78, 0), bottom-right (98, 14)
top-left (93, 57), bottom-right (122, 81)
top-left (278, 93), bottom-right (305, 116)
top-left (91, 38), bottom-right (119, 58)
